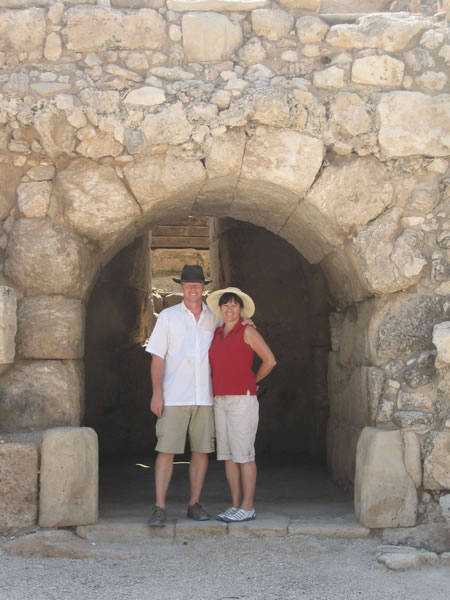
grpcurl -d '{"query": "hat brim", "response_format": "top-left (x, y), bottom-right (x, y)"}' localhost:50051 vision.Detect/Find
top-left (206, 287), bottom-right (255, 320)
top-left (172, 278), bottom-right (212, 284)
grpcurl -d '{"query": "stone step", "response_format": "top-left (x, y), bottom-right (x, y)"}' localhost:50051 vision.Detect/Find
top-left (288, 517), bottom-right (371, 539)
top-left (76, 514), bottom-right (370, 543)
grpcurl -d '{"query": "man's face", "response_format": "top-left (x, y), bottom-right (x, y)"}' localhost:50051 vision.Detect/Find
top-left (181, 282), bottom-right (204, 301)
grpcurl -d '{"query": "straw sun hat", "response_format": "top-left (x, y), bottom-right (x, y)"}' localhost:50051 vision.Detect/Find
top-left (206, 287), bottom-right (255, 320)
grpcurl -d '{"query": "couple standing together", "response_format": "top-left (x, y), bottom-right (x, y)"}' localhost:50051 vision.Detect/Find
top-left (145, 265), bottom-right (276, 526)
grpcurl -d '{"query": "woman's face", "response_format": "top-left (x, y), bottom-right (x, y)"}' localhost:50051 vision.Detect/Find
top-left (220, 299), bottom-right (241, 322)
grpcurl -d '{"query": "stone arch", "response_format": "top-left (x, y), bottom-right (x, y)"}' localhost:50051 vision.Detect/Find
top-left (0, 2), bottom-right (449, 535)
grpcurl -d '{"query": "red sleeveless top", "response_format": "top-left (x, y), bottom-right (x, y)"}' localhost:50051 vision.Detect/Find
top-left (209, 319), bottom-right (256, 396)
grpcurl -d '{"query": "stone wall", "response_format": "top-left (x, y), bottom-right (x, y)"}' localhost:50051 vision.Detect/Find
top-left (0, 0), bottom-right (449, 533)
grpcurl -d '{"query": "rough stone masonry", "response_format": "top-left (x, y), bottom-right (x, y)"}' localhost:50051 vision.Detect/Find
top-left (0, 0), bottom-right (449, 537)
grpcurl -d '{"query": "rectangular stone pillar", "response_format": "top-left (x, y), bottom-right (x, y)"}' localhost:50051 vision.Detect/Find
top-left (39, 427), bottom-right (98, 528)
top-left (0, 437), bottom-right (38, 535)
top-left (0, 285), bottom-right (17, 364)
top-left (355, 427), bottom-right (419, 528)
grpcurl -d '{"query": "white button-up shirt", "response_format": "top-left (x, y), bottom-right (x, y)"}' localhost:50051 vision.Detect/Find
top-left (145, 301), bottom-right (220, 406)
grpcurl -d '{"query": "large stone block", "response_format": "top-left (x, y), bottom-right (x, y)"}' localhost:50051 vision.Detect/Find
top-left (0, 286), bottom-right (17, 364)
top-left (0, 439), bottom-right (38, 536)
top-left (39, 427), bottom-right (98, 528)
top-left (329, 92), bottom-right (372, 138)
top-left (4, 219), bottom-right (93, 298)
top-left (195, 129), bottom-right (246, 216)
top-left (123, 154), bottom-right (206, 223)
top-left (228, 128), bottom-right (323, 247)
top-left (251, 9), bottom-right (294, 41)
top-left (55, 159), bottom-right (140, 252)
top-left (0, 360), bottom-right (83, 432)
top-left (17, 296), bottom-right (85, 360)
top-left (326, 14), bottom-right (430, 52)
top-left (377, 92), bottom-right (450, 158)
top-left (62, 7), bottom-right (166, 51)
top-left (321, 242), bottom-right (370, 307)
top-left (368, 294), bottom-right (445, 366)
top-left (423, 432), bottom-right (450, 491)
top-left (140, 102), bottom-right (193, 145)
top-left (353, 208), bottom-right (427, 295)
top-left (355, 428), bottom-right (418, 528)
top-left (284, 158), bottom-right (392, 264)
top-left (352, 55), bottom-right (405, 87)
top-left (0, 7), bottom-right (46, 52)
top-left (182, 12), bottom-right (243, 62)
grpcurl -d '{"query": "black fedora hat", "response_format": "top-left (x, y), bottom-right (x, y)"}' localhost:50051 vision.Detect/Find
top-left (172, 264), bottom-right (212, 284)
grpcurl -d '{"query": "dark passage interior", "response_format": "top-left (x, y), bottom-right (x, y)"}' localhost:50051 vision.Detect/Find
top-left (83, 218), bottom-right (338, 513)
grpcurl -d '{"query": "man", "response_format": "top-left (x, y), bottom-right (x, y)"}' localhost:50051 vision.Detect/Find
top-left (145, 265), bottom-right (219, 526)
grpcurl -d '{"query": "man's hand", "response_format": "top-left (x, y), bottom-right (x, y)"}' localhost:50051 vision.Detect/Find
top-left (242, 318), bottom-right (256, 328)
top-left (151, 391), bottom-right (164, 417)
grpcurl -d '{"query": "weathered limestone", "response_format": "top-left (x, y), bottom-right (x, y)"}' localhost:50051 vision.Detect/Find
top-left (355, 428), bottom-right (419, 528)
top-left (432, 322), bottom-right (450, 366)
top-left (352, 55), bottom-right (405, 87)
top-left (0, 164), bottom-right (26, 220)
top-left (0, 286), bottom-right (17, 364)
top-left (353, 208), bottom-right (427, 295)
top-left (0, 440), bottom-right (38, 536)
top-left (368, 294), bottom-right (445, 366)
top-left (326, 14), bottom-right (430, 52)
top-left (0, 361), bottom-right (83, 431)
top-left (182, 12), bottom-right (243, 62)
top-left (168, 0), bottom-right (270, 10)
top-left (0, 7), bottom-right (46, 51)
top-left (4, 219), bottom-right (93, 298)
top-left (140, 102), bottom-right (193, 145)
top-left (17, 296), bottom-right (85, 360)
top-left (282, 158), bottom-right (392, 264)
top-left (39, 427), bottom-right (98, 528)
top-left (62, 7), bottom-right (167, 51)
top-left (251, 9), bottom-right (294, 41)
top-left (195, 128), bottom-right (246, 215)
top-left (55, 160), bottom-right (140, 251)
top-left (377, 93), bottom-right (450, 157)
top-left (34, 108), bottom-right (76, 158)
top-left (233, 128), bottom-right (324, 233)
top-left (423, 432), bottom-right (450, 491)
top-left (17, 181), bottom-right (52, 219)
top-left (123, 154), bottom-right (206, 222)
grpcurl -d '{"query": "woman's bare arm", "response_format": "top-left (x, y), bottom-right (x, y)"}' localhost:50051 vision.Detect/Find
top-left (244, 326), bottom-right (276, 384)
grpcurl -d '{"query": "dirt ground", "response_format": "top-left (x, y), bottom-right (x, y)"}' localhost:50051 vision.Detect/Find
top-left (1, 533), bottom-right (449, 600)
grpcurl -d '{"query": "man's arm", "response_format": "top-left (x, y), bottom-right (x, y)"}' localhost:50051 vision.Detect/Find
top-left (150, 355), bottom-right (165, 417)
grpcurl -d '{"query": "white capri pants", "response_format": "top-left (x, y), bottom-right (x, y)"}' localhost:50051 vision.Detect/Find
top-left (214, 394), bottom-right (259, 464)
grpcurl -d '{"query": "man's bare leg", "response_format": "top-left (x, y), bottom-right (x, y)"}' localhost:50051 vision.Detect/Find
top-left (224, 460), bottom-right (242, 508)
top-left (240, 461), bottom-right (257, 511)
top-left (155, 451), bottom-right (174, 508)
top-left (188, 451), bottom-right (209, 506)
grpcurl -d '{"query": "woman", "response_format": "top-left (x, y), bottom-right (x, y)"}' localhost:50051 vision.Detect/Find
top-left (206, 287), bottom-right (276, 523)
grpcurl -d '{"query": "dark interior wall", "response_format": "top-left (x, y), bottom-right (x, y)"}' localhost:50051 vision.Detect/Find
top-left (214, 219), bottom-right (332, 464)
top-left (84, 234), bottom-right (155, 455)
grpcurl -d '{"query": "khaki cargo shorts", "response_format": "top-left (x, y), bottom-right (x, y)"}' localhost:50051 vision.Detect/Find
top-left (155, 405), bottom-right (215, 454)
top-left (214, 394), bottom-right (259, 464)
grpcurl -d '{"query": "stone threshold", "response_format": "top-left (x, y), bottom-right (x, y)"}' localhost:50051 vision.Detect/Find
top-left (76, 514), bottom-right (370, 543)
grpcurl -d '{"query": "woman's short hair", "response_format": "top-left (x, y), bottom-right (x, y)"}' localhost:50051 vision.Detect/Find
top-left (218, 292), bottom-right (244, 308)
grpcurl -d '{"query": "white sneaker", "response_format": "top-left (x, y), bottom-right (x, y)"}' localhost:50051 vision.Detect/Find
top-left (223, 508), bottom-right (256, 523)
top-left (216, 507), bottom-right (239, 522)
